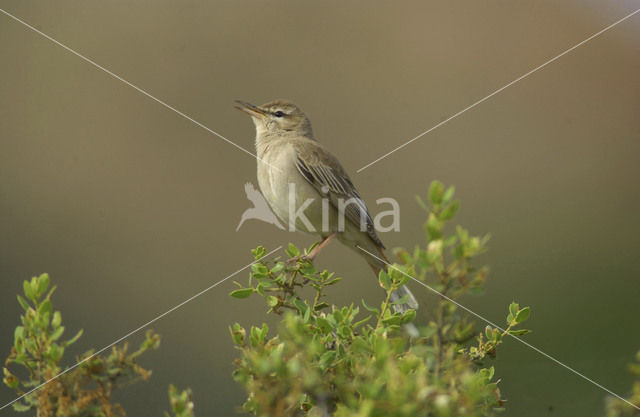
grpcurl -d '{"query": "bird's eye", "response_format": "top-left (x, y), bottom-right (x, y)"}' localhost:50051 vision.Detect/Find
top-left (274, 111), bottom-right (284, 118)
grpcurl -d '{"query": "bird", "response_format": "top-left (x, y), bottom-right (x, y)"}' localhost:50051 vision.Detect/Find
top-left (235, 99), bottom-right (418, 314)
top-left (236, 182), bottom-right (285, 231)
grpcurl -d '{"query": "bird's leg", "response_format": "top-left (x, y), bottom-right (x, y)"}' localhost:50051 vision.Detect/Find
top-left (287, 233), bottom-right (338, 266)
top-left (306, 232), bottom-right (338, 261)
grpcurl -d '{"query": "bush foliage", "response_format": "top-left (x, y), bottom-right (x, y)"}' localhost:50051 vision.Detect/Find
top-left (4, 181), bottom-right (638, 416)
top-left (229, 181), bottom-right (532, 417)
top-left (2, 273), bottom-right (192, 417)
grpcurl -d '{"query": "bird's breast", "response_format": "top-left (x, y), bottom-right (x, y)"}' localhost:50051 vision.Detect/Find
top-left (256, 142), bottom-right (325, 234)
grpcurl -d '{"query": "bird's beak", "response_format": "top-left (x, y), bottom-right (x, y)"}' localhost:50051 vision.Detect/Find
top-left (234, 100), bottom-right (266, 118)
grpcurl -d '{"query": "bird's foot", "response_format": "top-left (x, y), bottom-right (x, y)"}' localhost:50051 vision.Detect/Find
top-left (286, 254), bottom-right (314, 265)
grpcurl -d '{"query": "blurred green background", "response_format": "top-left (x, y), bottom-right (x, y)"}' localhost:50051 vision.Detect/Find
top-left (1, 1), bottom-right (639, 416)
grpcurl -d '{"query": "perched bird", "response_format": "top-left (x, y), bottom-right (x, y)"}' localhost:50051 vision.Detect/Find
top-left (235, 99), bottom-right (418, 313)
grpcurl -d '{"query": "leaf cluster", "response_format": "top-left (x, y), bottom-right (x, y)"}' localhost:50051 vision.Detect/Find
top-left (3, 273), bottom-right (162, 417)
top-left (230, 181), bottom-right (532, 417)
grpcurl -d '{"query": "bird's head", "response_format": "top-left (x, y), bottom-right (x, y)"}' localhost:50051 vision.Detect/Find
top-left (235, 99), bottom-right (314, 139)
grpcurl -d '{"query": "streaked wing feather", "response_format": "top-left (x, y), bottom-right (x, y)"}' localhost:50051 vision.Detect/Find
top-left (294, 148), bottom-right (384, 248)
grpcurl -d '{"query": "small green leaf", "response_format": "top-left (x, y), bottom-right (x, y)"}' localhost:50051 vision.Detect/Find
top-left (361, 299), bottom-right (380, 315)
top-left (16, 295), bottom-right (30, 312)
top-left (286, 243), bottom-right (300, 258)
top-left (515, 307), bottom-right (530, 324)
top-left (51, 326), bottom-right (65, 341)
top-left (38, 300), bottom-right (52, 316)
top-left (509, 329), bottom-right (531, 336)
top-left (401, 309), bottom-right (416, 324)
top-left (270, 262), bottom-right (284, 274)
top-left (12, 401), bottom-right (31, 412)
top-left (251, 246), bottom-right (267, 260)
top-left (429, 180), bottom-right (444, 205)
top-left (314, 302), bottom-right (330, 311)
top-left (382, 314), bottom-right (402, 326)
top-left (251, 263), bottom-right (268, 278)
top-left (48, 343), bottom-right (63, 362)
top-left (266, 296), bottom-right (279, 308)
top-left (51, 311), bottom-right (62, 328)
top-left (37, 273), bottom-right (50, 296)
top-left (65, 329), bottom-right (83, 346)
top-left (230, 288), bottom-right (254, 299)
top-left (509, 302), bottom-right (519, 318)
top-left (485, 326), bottom-right (493, 340)
top-left (23, 280), bottom-right (35, 302)
top-left (13, 326), bottom-right (24, 345)
top-left (443, 186), bottom-right (455, 203)
top-left (378, 270), bottom-right (391, 291)
top-left (440, 200), bottom-right (459, 221)
top-left (353, 316), bottom-right (371, 329)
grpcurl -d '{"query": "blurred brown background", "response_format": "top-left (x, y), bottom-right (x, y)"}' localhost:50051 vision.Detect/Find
top-left (1, 1), bottom-right (639, 416)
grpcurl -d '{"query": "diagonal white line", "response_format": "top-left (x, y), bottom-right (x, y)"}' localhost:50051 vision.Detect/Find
top-left (0, 8), bottom-right (281, 172)
top-left (0, 245), bottom-right (283, 412)
top-left (356, 8), bottom-right (640, 173)
top-left (357, 245), bottom-right (640, 411)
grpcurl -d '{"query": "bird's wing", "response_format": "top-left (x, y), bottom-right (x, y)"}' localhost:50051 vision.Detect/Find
top-left (293, 140), bottom-right (384, 248)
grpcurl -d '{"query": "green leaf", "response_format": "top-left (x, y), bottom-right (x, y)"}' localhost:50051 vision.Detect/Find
top-left (440, 200), bottom-right (460, 221)
top-left (51, 311), bottom-right (62, 328)
top-left (13, 326), bottom-right (24, 345)
top-left (16, 295), bottom-right (30, 312)
top-left (314, 302), bottom-right (330, 311)
top-left (23, 280), bottom-right (35, 302)
top-left (48, 343), bottom-right (63, 362)
top-left (401, 309), bottom-right (416, 324)
top-left (37, 273), bottom-right (50, 297)
top-left (509, 329), bottom-right (531, 336)
top-left (266, 296), bottom-right (278, 308)
top-left (429, 180), bottom-right (444, 205)
top-left (51, 326), bottom-right (65, 341)
top-left (12, 402), bottom-right (31, 412)
top-left (299, 263), bottom-right (317, 275)
top-left (251, 263), bottom-right (268, 278)
top-left (425, 214), bottom-right (442, 240)
top-left (270, 262), bottom-right (284, 274)
top-left (378, 270), bottom-right (391, 291)
top-left (38, 300), bottom-right (52, 316)
top-left (319, 351), bottom-right (336, 370)
top-left (515, 307), bottom-right (530, 324)
top-left (230, 288), bottom-right (254, 299)
top-left (485, 326), bottom-right (493, 340)
top-left (286, 243), bottom-right (300, 258)
top-left (382, 314), bottom-right (402, 326)
top-left (65, 329), bottom-right (83, 347)
top-left (443, 186), bottom-right (455, 203)
top-left (353, 316), bottom-right (371, 328)
top-left (361, 300), bottom-right (380, 315)
top-left (251, 246), bottom-right (266, 260)
top-left (509, 302), bottom-right (519, 319)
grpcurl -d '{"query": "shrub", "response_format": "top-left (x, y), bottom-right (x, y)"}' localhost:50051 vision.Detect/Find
top-left (229, 181), bottom-right (532, 417)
